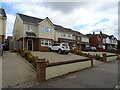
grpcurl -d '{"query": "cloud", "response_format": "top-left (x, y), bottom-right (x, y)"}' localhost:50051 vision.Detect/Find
top-left (6, 14), bottom-right (15, 37)
top-left (4, 1), bottom-right (118, 39)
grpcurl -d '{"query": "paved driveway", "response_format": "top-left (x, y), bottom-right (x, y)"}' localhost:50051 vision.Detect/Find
top-left (2, 52), bottom-right (37, 88)
top-left (82, 51), bottom-right (116, 57)
top-left (32, 60), bottom-right (118, 88)
top-left (32, 52), bottom-right (88, 63)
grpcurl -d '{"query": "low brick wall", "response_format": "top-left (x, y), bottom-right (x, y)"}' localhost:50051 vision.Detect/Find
top-left (36, 58), bottom-right (93, 82)
top-left (102, 53), bottom-right (117, 62)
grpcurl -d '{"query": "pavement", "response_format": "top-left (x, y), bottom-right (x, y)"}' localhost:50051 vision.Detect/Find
top-left (32, 60), bottom-right (118, 88)
top-left (32, 51), bottom-right (88, 63)
top-left (2, 52), bottom-right (38, 88)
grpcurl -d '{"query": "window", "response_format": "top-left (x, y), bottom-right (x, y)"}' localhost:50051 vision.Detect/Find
top-left (61, 33), bottom-right (66, 37)
top-left (42, 26), bottom-right (51, 32)
top-left (73, 36), bottom-right (76, 40)
top-left (98, 37), bottom-right (101, 41)
top-left (68, 34), bottom-right (71, 37)
top-left (78, 37), bottom-right (80, 40)
top-left (41, 40), bottom-right (51, 46)
top-left (27, 25), bottom-right (34, 32)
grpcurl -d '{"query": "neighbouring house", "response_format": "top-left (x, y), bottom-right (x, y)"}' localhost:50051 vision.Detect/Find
top-left (54, 24), bottom-right (83, 50)
top-left (0, 8), bottom-right (7, 44)
top-left (85, 31), bottom-right (117, 51)
top-left (79, 35), bottom-right (89, 50)
top-left (102, 34), bottom-right (117, 49)
top-left (13, 13), bottom-right (84, 51)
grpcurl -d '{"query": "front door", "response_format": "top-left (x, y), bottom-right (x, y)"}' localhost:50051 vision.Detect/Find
top-left (28, 39), bottom-right (33, 51)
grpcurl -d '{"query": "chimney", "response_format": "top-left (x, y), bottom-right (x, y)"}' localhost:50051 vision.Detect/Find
top-left (93, 32), bottom-right (95, 35)
top-left (100, 31), bottom-right (102, 35)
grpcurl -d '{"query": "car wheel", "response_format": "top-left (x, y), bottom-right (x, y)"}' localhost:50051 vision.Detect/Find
top-left (48, 48), bottom-right (52, 52)
top-left (58, 49), bottom-right (62, 54)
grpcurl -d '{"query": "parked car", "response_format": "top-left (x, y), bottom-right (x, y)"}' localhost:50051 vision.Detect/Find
top-left (48, 43), bottom-right (70, 54)
top-left (0, 43), bottom-right (3, 56)
top-left (82, 46), bottom-right (96, 52)
top-left (107, 47), bottom-right (116, 50)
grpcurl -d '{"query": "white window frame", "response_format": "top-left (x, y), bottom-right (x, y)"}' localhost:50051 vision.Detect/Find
top-left (61, 33), bottom-right (66, 37)
top-left (41, 40), bottom-right (52, 46)
top-left (27, 25), bottom-right (34, 32)
top-left (41, 26), bottom-right (51, 32)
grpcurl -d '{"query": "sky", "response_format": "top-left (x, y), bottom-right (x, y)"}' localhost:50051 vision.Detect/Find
top-left (0, 0), bottom-right (119, 39)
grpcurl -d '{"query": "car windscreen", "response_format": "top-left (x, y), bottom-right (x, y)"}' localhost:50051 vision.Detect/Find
top-left (62, 44), bottom-right (68, 47)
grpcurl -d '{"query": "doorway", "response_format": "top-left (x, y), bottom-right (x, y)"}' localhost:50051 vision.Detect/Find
top-left (27, 39), bottom-right (33, 51)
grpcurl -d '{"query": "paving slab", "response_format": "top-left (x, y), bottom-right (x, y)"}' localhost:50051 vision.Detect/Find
top-left (2, 52), bottom-right (37, 88)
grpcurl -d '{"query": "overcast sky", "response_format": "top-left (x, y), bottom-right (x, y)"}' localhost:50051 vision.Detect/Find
top-left (1, 0), bottom-right (119, 39)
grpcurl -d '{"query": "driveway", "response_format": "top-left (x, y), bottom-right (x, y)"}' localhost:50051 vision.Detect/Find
top-left (32, 60), bottom-right (118, 88)
top-left (2, 52), bottom-right (37, 88)
top-left (32, 51), bottom-right (88, 63)
top-left (82, 51), bottom-right (116, 57)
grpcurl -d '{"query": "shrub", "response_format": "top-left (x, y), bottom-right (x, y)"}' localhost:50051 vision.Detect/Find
top-left (45, 59), bottom-right (49, 63)
top-left (31, 62), bottom-right (37, 69)
top-left (95, 54), bottom-right (100, 60)
top-left (28, 55), bottom-right (33, 62)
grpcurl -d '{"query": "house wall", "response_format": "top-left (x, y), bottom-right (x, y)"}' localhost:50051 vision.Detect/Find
top-left (55, 31), bottom-right (73, 41)
top-left (13, 15), bottom-right (25, 40)
top-left (38, 19), bottom-right (55, 40)
top-left (0, 16), bottom-right (6, 43)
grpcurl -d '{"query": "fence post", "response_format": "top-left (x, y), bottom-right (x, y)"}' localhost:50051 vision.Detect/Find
top-left (36, 59), bottom-right (46, 82)
top-left (102, 53), bottom-right (107, 62)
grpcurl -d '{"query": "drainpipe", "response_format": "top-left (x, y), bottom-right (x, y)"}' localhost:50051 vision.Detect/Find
top-left (23, 37), bottom-right (24, 50)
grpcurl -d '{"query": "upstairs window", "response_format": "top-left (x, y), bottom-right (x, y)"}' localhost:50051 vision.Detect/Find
top-left (73, 36), bottom-right (76, 40)
top-left (98, 37), bottom-right (101, 41)
top-left (61, 33), bottom-right (66, 37)
top-left (68, 34), bottom-right (71, 37)
top-left (42, 26), bottom-right (51, 32)
top-left (78, 37), bottom-right (80, 40)
top-left (27, 25), bottom-right (34, 32)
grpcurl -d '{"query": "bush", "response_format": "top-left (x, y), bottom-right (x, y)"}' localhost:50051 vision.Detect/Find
top-left (45, 59), bottom-right (49, 63)
top-left (95, 54), bottom-right (100, 60)
top-left (12, 48), bottom-right (17, 52)
top-left (28, 55), bottom-right (33, 62)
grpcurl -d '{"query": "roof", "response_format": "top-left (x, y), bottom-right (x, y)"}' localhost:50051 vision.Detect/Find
top-left (18, 13), bottom-right (43, 24)
top-left (54, 24), bottom-right (83, 36)
top-left (17, 13), bottom-right (83, 36)
top-left (0, 8), bottom-right (7, 18)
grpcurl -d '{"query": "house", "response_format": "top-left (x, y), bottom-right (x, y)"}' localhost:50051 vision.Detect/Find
top-left (54, 24), bottom-right (83, 50)
top-left (102, 34), bottom-right (117, 49)
top-left (79, 35), bottom-right (89, 50)
top-left (0, 8), bottom-right (7, 44)
top-left (13, 13), bottom-right (55, 51)
top-left (85, 31), bottom-right (103, 50)
top-left (85, 31), bottom-right (117, 50)
top-left (13, 13), bottom-right (85, 51)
